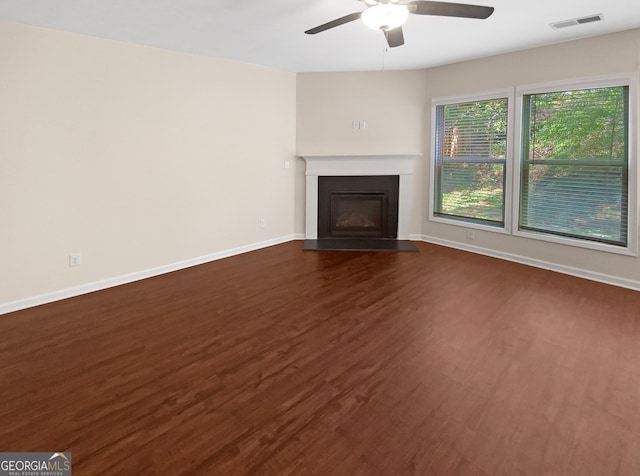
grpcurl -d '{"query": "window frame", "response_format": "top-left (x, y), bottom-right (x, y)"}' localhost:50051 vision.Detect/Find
top-left (429, 88), bottom-right (515, 235)
top-left (512, 74), bottom-right (638, 256)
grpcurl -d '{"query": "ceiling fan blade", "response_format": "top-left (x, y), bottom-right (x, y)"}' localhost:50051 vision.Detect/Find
top-left (384, 27), bottom-right (405, 48)
top-left (305, 12), bottom-right (363, 34)
top-left (407, 1), bottom-right (494, 19)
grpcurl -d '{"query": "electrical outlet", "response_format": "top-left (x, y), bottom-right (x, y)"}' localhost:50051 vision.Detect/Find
top-left (260, 218), bottom-right (267, 229)
top-left (466, 230), bottom-right (475, 240)
top-left (69, 253), bottom-right (82, 267)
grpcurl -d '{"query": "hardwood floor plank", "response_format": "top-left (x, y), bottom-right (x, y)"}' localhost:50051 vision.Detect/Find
top-left (1, 241), bottom-right (639, 475)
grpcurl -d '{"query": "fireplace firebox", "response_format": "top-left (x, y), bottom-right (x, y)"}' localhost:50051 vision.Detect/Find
top-left (318, 176), bottom-right (399, 239)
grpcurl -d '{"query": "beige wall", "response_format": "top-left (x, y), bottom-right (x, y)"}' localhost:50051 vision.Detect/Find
top-left (1, 20), bottom-right (296, 306)
top-left (422, 29), bottom-right (640, 283)
top-left (296, 29), bottom-right (640, 285)
top-left (3, 21), bottom-right (640, 309)
top-left (295, 70), bottom-right (428, 235)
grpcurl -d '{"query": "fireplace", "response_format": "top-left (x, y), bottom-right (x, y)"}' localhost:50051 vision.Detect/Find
top-left (318, 176), bottom-right (399, 239)
top-left (300, 154), bottom-right (421, 251)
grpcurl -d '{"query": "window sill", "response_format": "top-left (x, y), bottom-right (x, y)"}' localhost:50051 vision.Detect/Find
top-left (513, 228), bottom-right (638, 257)
top-left (429, 215), bottom-right (510, 235)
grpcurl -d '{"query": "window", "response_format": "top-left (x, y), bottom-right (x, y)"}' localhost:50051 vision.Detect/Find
top-left (514, 76), bottom-right (637, 254)
top-left (430, 75), bottom-right (637, 254)
top-left (432, 95), bottom-right (509, 227)
top-left (518, 85), bottom-right (629, 247)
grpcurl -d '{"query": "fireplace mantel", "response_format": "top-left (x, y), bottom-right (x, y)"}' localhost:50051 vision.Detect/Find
top-left (300, 154), bottom-right (421, 240)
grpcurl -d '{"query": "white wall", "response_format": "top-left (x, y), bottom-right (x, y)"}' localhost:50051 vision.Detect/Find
top-left (0, 20), bottom-right (297, 308)
top-left (296, 29), bottom-right (640, 287)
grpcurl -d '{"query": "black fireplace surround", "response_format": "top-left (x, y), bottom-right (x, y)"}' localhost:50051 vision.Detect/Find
top-left (317, 175), bottom-right (399, 239)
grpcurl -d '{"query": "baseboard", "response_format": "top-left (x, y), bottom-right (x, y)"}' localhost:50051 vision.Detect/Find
top-left (4, 232), bottom-right (638, 316)
top-left (0, 234), bottom-right (299, 316)
top-left (416, 234), bottom-right (640, 292)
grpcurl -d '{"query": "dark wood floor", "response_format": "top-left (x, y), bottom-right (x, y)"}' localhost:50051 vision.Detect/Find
top-left (1, 241), bottom-right (639, 475)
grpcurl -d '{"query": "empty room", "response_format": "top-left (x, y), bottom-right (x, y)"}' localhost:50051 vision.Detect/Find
top-left (1, 1), bottom-right (640, 474)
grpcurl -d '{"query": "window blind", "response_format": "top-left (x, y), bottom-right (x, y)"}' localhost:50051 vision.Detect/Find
top-left (434, 98), bottom-right (508, 225)
top-left (519, 86), bottom-right (629, 246)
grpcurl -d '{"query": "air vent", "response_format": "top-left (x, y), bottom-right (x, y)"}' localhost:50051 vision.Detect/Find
top-left (550, 13), bottom-right (603, 29)
top-left (577, 15), bottom-right (603, 24)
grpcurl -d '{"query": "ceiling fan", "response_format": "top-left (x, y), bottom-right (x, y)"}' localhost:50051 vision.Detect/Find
top-left (305, 0), bottom-right (494, 48)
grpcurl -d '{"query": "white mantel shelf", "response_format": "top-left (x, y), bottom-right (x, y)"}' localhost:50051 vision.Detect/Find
top-left (300, 154), bottom-right (421, 240)
top-left (300, 154), bottom-right (420, 177)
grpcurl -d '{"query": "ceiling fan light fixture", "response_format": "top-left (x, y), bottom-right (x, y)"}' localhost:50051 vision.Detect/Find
top-left (361, 4), bottom-right (409, 31)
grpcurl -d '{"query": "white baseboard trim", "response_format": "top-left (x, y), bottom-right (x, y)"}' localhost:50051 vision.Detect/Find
top-left (0, 234), bottom-right (299, 317)
top-left (416, 234), bottom-right (640, 292)
top-left (4, 233), bottom-right (637, 316)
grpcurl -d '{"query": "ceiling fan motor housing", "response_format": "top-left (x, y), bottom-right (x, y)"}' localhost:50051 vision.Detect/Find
top-left (361, 4), bottom-right (410, 31)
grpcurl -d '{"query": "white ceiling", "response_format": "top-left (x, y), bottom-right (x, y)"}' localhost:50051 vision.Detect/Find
top-left (0, 0), bottom-right (639, 72)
